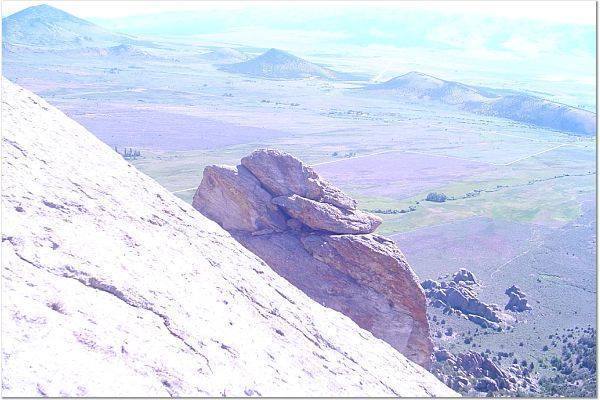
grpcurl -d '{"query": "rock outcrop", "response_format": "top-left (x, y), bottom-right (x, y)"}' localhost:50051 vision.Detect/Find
top-left (453, 268), bottom-right (477, 285)
top-left (422, 270), bottom-right (505, 329)
top-left (193, 149), bottom-right (433, 367)
top-left (505, 285), bottom-right (532, 312)
top-left (1, 79), bottom-right (457, 397)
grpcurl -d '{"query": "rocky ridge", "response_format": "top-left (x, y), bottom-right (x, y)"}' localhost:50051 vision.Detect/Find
top-left (193, 149), bottom-right (433, 367)
top-left (1, 78), bottom-right (456, 396)
top-left (366, 71), bottom-right (596, 136)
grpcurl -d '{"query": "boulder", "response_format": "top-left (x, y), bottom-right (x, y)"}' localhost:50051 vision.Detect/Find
top-left (450, 375), bottom-right (469, 392)
top-left (422, 279), bottom-right (440, 290)
top-left (475, 377), bottom-right (498, 393)
top-left (441, 286), bottom-right (500, 323)
top-left (192, 164), bottom-right (288, 232)
top-left (468, 315), bottom-right (498, 329)
top-left (286, 218), bottom-right (304, 231)
top-left (241, 149), bottom-right (357, 210)
top-left (300, 233), bottom-right (432, 366)
top-left (272, 194), bottom-right (382, 234)
top-left (453, 268), bottom-right (477, 285)
top-left (234, 231), bottom-right (430, 366)
top-left (431, 349), bottom-right (531, 395)
top-left (505, 285), bottom-right (521, 296)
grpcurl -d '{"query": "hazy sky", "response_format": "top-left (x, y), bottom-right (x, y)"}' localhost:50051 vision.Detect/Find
top-left (3, 1), bottom-right (596, 108)
top-left (3, 1), bottom-right (595, 24)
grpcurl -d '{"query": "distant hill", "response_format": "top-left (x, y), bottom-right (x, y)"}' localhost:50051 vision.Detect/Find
top-left (220, 48), bottom-right (352, 80)
top-left (199, 48), bottom-right (249, 64)
top-left (2, 4), bottom-right (142, 49)
top-left (367, 72), bottom-right (497, 105)
top-left (60, 44), bottom-right (156, 59)
top-left (366, 72), bottom-right (596, 136)
top-left (2, 42), bottom-right (165, 65)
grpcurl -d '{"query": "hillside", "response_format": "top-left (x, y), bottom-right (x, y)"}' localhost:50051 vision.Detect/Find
top-left (200, 48), bottom-right (249, 64)
top-left (220, 48), bottom-right (343, 80)
top-left (0, 78), bottom-right (456, 397)
top-left (368, 72), bottom-right (495, 105)
top-left (366, 72), bottom-right (596, 135)
top-left (2, 4), bottom-right (139, 49)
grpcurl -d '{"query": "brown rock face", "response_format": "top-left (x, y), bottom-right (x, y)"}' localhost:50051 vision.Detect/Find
top-left (241, 149), bottom-right (357, 210)
top-left (235, 231), bottom-right (424, 363)
top-left (300, 233), bottom-right (432, 366)
top-left (192, 164), bottom-right (288, 232)
top-left (192, 149), bottom-right (433, 367)
top-left (272, 194), bottom-right (382, 234)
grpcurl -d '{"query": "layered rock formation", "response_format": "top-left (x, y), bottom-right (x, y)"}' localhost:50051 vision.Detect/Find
top-left (1, 79), bottom-right (457, 396)
top-left (193, 149), bottom-right (433, 367)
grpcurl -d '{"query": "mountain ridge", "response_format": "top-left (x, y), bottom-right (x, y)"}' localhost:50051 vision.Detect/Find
top-left (366, 72), bottom-right (596, 135)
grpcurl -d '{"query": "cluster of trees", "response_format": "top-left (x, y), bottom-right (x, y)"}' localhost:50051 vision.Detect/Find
top-left (114, 146), bottom-right (141, 160)
top-left (426, 192), bottom-right (449, 203)
top-left (367, 205), bottom-right (416, 215)
top-left (538, 329), bottom-right (596, 397)
top-left (331, 151), bottom-right (357, 158)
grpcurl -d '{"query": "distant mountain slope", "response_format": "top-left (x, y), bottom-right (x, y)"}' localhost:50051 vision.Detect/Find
top-left (1, 78), bottom-right (457, 397)
top-left (199, 48), bottom-right (249, 64)
top-left (366, 72), bottom-right (596, 135)
top-left (2, 4), bottom-right (139, 49)
top-left (220, 48), bottom-right (347, 80)
top-left (58, 44), bottom-right (158, 59)
top-left (368, 72), bottom-right (497, 105)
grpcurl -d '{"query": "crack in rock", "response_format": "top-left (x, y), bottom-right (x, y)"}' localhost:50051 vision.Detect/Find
top-left (8, 245), bottom-right (213, 376)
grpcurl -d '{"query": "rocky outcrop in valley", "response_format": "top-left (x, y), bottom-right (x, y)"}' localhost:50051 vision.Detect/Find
top-left (422, 269), bottom-right (507, 329)
top-left (505, 285), bottom-right (532, 312)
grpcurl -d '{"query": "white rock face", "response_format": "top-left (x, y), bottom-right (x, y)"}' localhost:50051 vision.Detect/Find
top-left (1, 79), bottom-right (457, 397)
